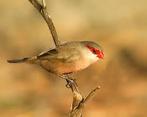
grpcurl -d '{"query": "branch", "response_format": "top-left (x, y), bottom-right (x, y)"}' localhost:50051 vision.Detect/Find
top-left (28, 0), bottom-right (100, 116)
top-left (65, 77), bottom-right (100, 117)
top-left (28, 0), bottom-right (60, 47)
top-left (65, 78), bottom-right (83, 117)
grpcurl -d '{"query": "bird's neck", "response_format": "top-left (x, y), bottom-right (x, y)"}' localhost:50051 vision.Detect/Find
top-left (82, 47), bottom-right (98, 65)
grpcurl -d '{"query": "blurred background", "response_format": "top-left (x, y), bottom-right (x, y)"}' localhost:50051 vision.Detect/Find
top-left (0, 0), bottom-right (147, 117)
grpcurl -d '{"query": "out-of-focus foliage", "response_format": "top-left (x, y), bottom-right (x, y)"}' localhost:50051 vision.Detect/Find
top-left (0, 0), bottom-right (147, 117)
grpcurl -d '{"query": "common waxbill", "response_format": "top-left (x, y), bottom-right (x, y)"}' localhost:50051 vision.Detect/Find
top-left (7, 41), bottom-right (104, 76)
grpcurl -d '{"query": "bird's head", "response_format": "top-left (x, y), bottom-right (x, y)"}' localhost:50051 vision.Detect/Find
top-left (82, 41), bottom-right (104, 59)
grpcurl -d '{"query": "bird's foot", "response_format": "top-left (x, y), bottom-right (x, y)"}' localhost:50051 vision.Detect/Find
top-left (65, 79), bottom-right (71, 88)
top-left (65, 78), bottom-right (76, 88)
top-left (59, 74), bottom-right (76, 88)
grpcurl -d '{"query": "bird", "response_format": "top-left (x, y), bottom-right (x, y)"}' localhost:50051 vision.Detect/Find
top-left (7, 41), bottom-right (104, 77)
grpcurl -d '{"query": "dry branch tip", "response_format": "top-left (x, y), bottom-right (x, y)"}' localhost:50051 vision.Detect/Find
top-left (84, 86), bottom-right (101, 103)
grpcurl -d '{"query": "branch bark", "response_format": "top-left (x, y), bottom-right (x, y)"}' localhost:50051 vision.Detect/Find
top-left (28, 0), bottom-right (100, 116)
top-left (62, 77), bottom-right (100, 117)
top-left (29, 0), bottom-right (60, 47)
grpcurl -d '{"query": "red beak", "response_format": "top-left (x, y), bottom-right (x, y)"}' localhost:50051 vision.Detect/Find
top-left (97, 51), bottom-right (104, 59)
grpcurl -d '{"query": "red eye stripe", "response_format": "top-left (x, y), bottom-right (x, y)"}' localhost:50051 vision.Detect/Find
top-left (86, 45), bottom-right (98, 54)
top-left (86, 45), bottom-right (104, 59)
top-left (94, 49), bottom-right (104, 59)
top-left (86, 45), bottom-right (94, 52)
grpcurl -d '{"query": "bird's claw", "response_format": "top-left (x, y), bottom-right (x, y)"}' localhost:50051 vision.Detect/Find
top-left (66, 82), bottom-right (71, 88)
top-left (59, 74), bottom-right (76, 88)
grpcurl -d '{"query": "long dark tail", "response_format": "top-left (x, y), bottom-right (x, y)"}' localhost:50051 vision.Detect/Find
top-left (7, 56), bottom-right (37, 64)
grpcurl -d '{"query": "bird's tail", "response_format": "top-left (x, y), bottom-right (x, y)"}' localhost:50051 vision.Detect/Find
top-left (7, 56), bottom-right (37, 64)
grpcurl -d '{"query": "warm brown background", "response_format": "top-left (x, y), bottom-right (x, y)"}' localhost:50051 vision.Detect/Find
top-left (0, 0), bottom-right (147, 117)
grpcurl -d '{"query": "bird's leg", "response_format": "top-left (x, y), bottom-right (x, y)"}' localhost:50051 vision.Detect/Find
top-left (65, 73), bottom-right (76, 88)
top-left (65, 79), bottom-right (71, 88)
top-left (66, 73), bottom-right (75, 79)
top-left (59, 73), bottom-right (76, 88)
top-left (64, 76), bottom-right (80, 93)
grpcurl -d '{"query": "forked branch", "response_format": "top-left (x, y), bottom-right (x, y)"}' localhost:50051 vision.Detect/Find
top-left (63, 77), bottom-right (100, 117)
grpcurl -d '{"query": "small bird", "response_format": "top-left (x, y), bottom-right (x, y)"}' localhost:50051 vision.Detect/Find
top-left (7, 41), bottom-right (104, 76)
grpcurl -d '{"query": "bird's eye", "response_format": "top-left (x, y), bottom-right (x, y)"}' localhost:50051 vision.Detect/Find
top-left (92, 49), bottom-right (97, 54)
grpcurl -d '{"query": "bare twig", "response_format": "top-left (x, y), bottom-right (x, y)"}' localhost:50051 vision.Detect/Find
top-left (29, 0), bottom-right (60, 47)
top-left (28, 0), bottom-right (100, 116)
top-left (84, 86), bottom-right (101, 103)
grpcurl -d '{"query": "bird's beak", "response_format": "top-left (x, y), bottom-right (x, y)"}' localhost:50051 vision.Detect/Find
top-left (98, 51), bottom-right (104, 59)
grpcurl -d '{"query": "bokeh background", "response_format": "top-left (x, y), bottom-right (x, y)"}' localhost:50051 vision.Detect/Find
top-left (0, 0), bottom-right (147, 117)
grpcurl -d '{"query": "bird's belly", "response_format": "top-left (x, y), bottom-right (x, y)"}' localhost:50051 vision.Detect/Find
top-left (40, 59), bottom-right (89, 75)
top-left (58, 60), bottom-right (89, 74)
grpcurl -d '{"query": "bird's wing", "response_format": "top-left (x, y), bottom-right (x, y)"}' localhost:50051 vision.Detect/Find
top-left (38, 49), bottom-right (58, 58)
top-left (37, 46), bottom-right (81, 63)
